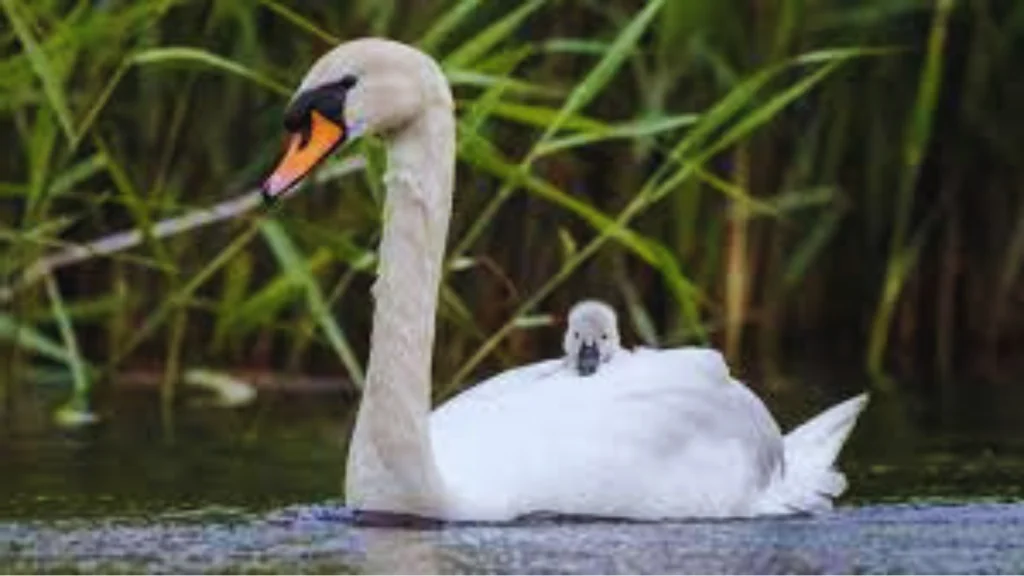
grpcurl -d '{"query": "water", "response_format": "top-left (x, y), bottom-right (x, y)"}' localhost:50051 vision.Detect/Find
top-left (2, 383), bottom-right (1024, 573)
top-left (3, 502), bottom-right (1024, 573)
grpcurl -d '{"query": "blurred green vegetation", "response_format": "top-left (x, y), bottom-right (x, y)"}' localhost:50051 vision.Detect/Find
top-left (1, 0), bottom-right (1022, 428)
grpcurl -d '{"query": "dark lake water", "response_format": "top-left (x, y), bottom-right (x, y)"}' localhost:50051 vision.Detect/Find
top-left (2, 379), bottom-right (1024, 573)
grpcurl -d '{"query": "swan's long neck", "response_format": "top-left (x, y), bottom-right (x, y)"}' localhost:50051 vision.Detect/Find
top-left (345, 99), bottom-right (455, 516)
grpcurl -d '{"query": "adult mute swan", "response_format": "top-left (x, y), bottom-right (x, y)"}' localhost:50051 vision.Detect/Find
top-left (261, 38), bottom-right (869, 522)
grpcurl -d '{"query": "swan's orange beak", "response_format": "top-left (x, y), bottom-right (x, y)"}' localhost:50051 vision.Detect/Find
top-left (261, 110), bottom-right (346, 202)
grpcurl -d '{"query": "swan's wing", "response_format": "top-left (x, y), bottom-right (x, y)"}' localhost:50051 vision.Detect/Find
top-left (429, 347), bottom-right (784, 520)
top-left (433, 357), bottom-right (566, 411)
top-left (628, 346), bottom-right (732, 388)
top-left (606, 347), bottom-right (784, 495)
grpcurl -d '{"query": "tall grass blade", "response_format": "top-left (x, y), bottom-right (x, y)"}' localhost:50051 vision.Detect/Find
top-left (452, 0), bottom-right (666, 257)
top-left (46, 154), bottom-right (106, 199)
top-left (0, 313), bottom-right (74, 365)
top-left (994, 205), bottom-right (1024, 328)
top-left (536, 0), bottom-right (665, 144)
top-left (78, 47), bottom-right (289, 141)
top-left (258, 0), bottom-right (341, 45)
top-left (446, 70), bottom-right (562, 98)
top-left (458, 129), bottom-right (675, 269)
top-left (723, 145), bottom-right (751, 364)
top-left (225, 248), bottom-right (333, 334)
top-left (109, 226), bottom-right (262, 373)
top-left (486, 101), bottom-right (609, 133)
top-left (443, 0), bottom-right (547, 69)
top-left (130, 47), bottom-right (291, 95)
top-left (449, 44), bottom-right (861, 390)
top-left (536, 114), bottom-right (699, 157)
top-left (212, 252), bottom-right (254, 353)
top-left (25, 104), bottom-right (58, 218)
top-left (259, 220), bottom-right (364, 387)
top-left (419, 0), bottom-right (484, 53)
top-left (1, 0), bottom-right (76, 141)
top-left (784, 207), bottom-right (848, 287)
top-left (867, 0), bottom-right (954, 379)
top-left (43, 274), bottom-right (98, 426)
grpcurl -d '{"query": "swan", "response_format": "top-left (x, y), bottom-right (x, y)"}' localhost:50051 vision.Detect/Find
top-left (563, 300), bottom-right (622, 376)
top-left (260, 37), bottom-right (869, 522)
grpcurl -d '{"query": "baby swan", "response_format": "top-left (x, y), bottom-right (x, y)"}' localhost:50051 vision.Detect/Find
top-left (564, 300), bottom-right (622, 376)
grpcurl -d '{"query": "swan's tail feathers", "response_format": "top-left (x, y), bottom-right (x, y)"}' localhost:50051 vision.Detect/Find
top-left (758, 393), bottom-right (869, 515)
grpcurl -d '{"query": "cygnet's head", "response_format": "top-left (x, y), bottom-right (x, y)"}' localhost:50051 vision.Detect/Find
top-left (563, 300), bottom-right (621, 377)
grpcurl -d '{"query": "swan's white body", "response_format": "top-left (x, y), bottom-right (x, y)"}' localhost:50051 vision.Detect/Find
top-left (264, 37), bottom-right (869, 522)
top-left (432, 348), bottom-right (866, 520)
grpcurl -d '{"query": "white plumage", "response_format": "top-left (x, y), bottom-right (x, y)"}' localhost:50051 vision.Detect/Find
top-left (263, 37), bottom-right (869, 522)
top-left (433, 347), bottom-right (867, 520)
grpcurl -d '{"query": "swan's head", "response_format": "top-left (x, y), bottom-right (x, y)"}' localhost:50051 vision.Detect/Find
top-left (262, 38), bottom-right (452, 201)
top-left (564, 300), bottom-right (620, 377)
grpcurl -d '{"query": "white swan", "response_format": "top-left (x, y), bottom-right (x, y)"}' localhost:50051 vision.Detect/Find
top-left (261, 37), bottom-right (869, 522)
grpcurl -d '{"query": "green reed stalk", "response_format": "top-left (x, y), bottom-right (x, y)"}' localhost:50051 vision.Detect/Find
top-left (867, 0), bottom-right (954, 381)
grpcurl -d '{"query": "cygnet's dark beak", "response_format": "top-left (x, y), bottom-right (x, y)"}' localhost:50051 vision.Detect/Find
top-left (577, 341), bottom-right (601, 377)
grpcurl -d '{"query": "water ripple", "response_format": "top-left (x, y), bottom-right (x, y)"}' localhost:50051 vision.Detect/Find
top-left (2, 502), bottom-right (1024, 573)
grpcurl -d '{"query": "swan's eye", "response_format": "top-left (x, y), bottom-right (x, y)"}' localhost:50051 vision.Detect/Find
top-left (573, 331), bottom-right (579, 339)
top-left (338, 74), bottom-right (358, 90)
top-left (601, 334), bottom-right (608, 340)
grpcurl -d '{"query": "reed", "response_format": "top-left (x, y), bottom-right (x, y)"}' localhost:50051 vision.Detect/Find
top-left (1, 0), bottom-right (1022, 428)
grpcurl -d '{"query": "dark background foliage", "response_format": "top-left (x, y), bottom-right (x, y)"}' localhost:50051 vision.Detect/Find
top-left (1, 0), bottom-right (1022, 429)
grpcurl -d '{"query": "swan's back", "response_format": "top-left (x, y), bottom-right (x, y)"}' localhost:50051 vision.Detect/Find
top-left (430, 347), bottom-right (785, 521)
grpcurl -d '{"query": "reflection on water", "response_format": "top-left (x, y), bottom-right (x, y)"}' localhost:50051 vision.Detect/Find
top-left (4, 382), bottom-right (1024, 518)
top-left (1, 377), bottom-right (1024, 573)
top-left (361, 529), bottom-right (442, 574)
top-left (0, 390), bottom-right (355, 519)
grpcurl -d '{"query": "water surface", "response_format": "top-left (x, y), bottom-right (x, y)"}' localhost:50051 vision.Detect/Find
top-left (3, 502), bottom-right (1024, 573)
top-left (2, 382), bottom-right (1023, 573)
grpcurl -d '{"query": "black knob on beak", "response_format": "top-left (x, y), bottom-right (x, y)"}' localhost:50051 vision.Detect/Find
top-left (577, 341), bottom-right (601, 377)
top-left (261, 183), bottom-right (278, 207)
